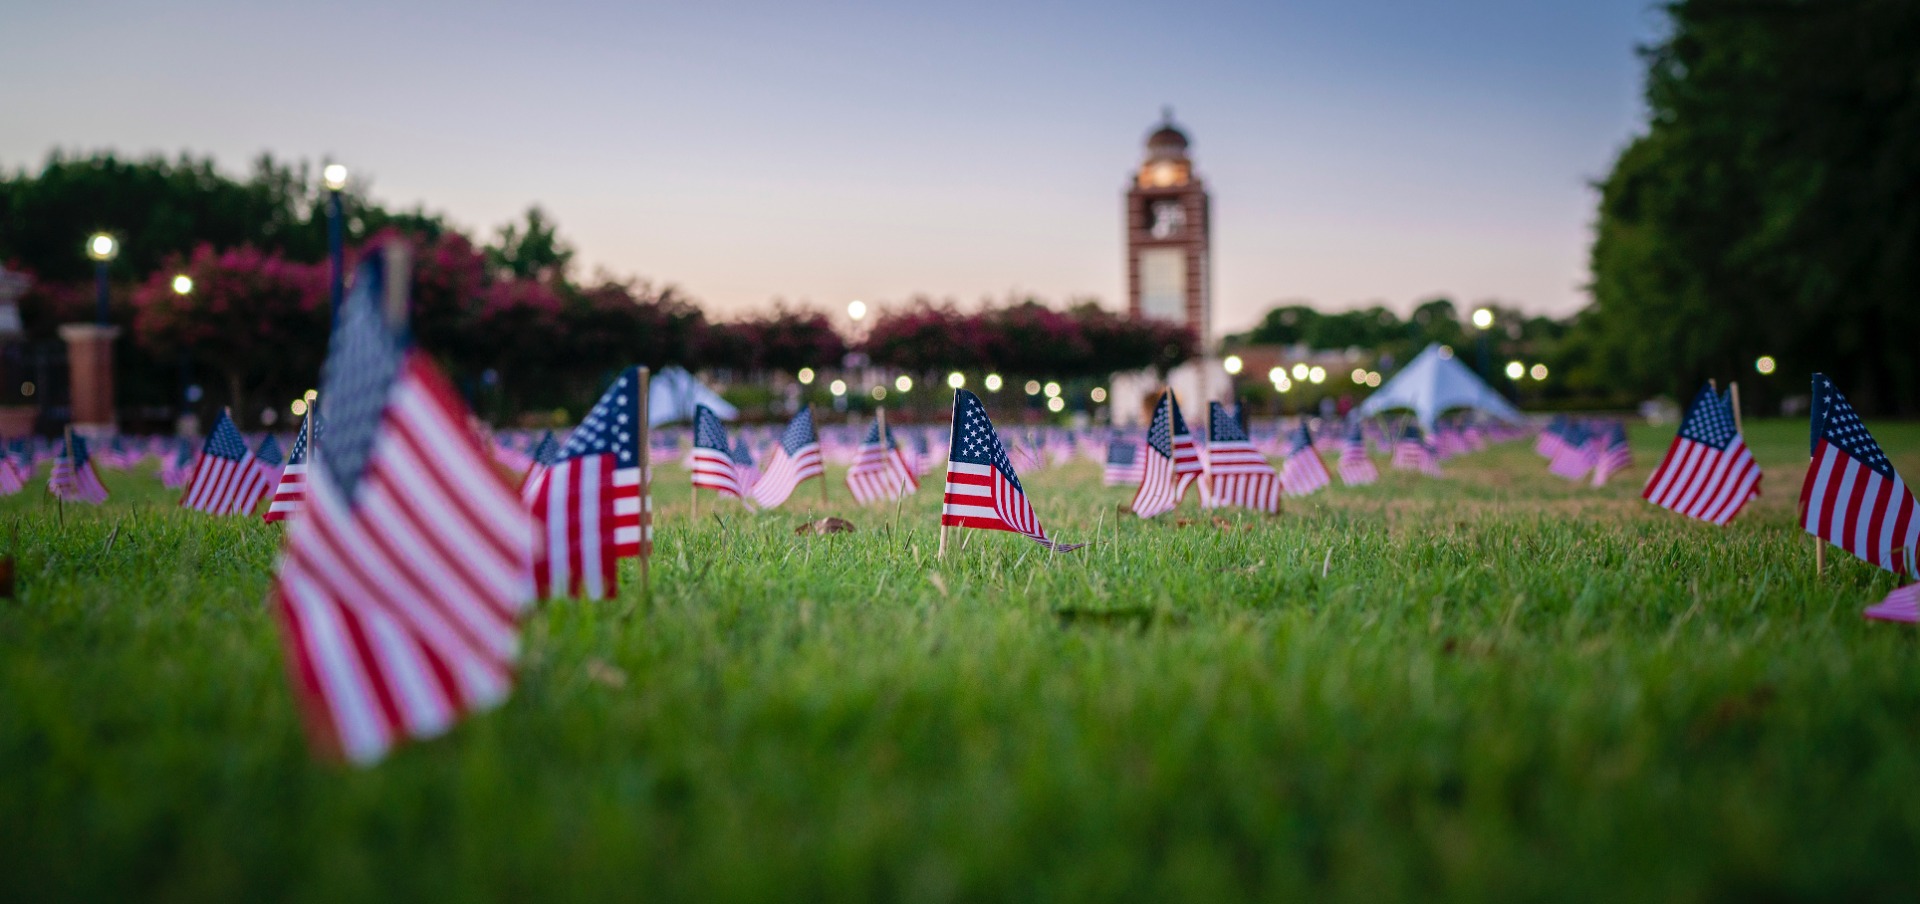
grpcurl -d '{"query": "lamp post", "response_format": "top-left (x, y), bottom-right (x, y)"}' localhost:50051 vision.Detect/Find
top-left (1470, 306), bottom-right (1494, 387)
top-left (87, 233), bottom-right (118, 324)
top-left (322, 163), bottom-right (349, 322)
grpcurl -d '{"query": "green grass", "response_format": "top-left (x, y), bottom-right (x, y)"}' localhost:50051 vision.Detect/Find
top-left (3, 419), bottom-right (1918, 903)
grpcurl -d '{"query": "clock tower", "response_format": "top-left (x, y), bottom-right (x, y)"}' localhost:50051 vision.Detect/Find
top-left (1126, 110), bottom-right (1210, 341)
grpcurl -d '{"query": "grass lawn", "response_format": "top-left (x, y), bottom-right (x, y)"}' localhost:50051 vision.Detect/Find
top-left (3, 418), bottom-right (1918, 902)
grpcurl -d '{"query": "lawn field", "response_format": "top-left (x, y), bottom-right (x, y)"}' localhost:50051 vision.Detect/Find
top-left (3, 419), bottom-right (1918, 903)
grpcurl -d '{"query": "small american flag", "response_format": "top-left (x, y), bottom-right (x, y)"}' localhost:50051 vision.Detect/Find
top-left (264, 410), bottom-right (316, 523)
top-left (50, 434), bottom-right (110, 504)
top-left (1206, 402), bottom-right (1281, 511)
top-left (1103, 438), bottom-right (1143, 487)
top-left (749, 407), bottom-right (824, 509)
top-left (272, 251), bottom-right (536, 764)
top-left (1131, 390), bottom-right (1201, 518)
top-left (161, 437), bottom-right (197, 488)
top-left (1587, 422), bottom-right (1633, 487)
top-left (940, 389), bottom-right (1079, 550)
top-left (256, 433), bottom-right (286, 486)
top-left (1642, 385), bottom-right (1761, 525)
top-left (690, 404), bottom-right (749, 502)
top-left (1277, 421), bottom-right (1331, 498)
top-left (1864, 578), bottom-right (1919, 624)
top-left (1547, 422), bottom-right (1593, 480)
top-left (1391, 424), bottom-right (1442, 477)
top-left (518, 431), bottom-right (558, 503)
top-left (0, 446), bottom-right (24, 495)
top-left (180, 411), bottom-right (272, 516)
top-left (1536, 416), bottom-right (1569, 459)
top-left (846, 416), bottom-right (918, 504)
top-left (1799, 374), bottom-right (1918, 575)
top-left (731, 435), bottom-right (761, 486)
top-left (528, 367), bottom-right (649, 599)
top-left (1337, 422), bottom-right (1379, 486)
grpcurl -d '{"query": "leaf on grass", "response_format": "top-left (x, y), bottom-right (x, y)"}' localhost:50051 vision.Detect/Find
top-left (795, 518), bottom-right (856, 536)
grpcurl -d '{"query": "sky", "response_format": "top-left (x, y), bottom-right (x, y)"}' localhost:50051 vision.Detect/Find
top-left (3, 0), bottom-right (1663, 335)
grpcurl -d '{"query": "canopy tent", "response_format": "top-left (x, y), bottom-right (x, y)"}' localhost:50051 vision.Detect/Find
top-left (649, 366), bottom-right (736, 426)
top-left (1353, 343), bottom-right (1523, 431)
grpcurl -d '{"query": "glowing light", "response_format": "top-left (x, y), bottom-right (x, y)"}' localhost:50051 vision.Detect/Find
top-left (870, 385), bottom-right (887, 401)
top-left (1472, 307), bottom-right (1494, 330)
top-left (322, 164), bottom-right (349, 191)
top-left (1530, 364), bottom-right (1548, 381)
top-left (1755, 355), bottom-right (1777, 375)
top-left (947, 371), bottom-right (965, 389)
top-left (291, 398), bottom-right (308, 417)
top-left (1438, 345), bottom-right (1455, 359)
top-left (1089, 387), bottom-right (1107, 403)
top-left (1505, 361), bottom-right (1525, 380)
top-left (846, 300), bottom-right (867, 321)
top-left (1223, 354), bottom-right (1243, 375)
top-left (1268, 366), bottom-right (1286, 383)
top-left (1366, 372), bottom-right (1381, 388)
top-left (894, 375), bottom-right (913, 392)
top-left (797, 367), bottom-right (815, 385)
top-left (1043, 381), bottom-right (1061, 398)
top-left (1046, 397), bottom-right (1065, 413)
top-left (1291, 363), bottom-right (1308, 380)
top-left (171, 274), bottom-right (194, 295)
top-left (829, 379), bottom-right (847, 396)
top-left (86, 233), bottom-right (118, 261)
top-left (1351, 368), bottom-right (1367, 384)
top-left (304, 388), bottom-right (318, 401)
top-left (20, 382), bottom-right (34, 397)
top-left (1308, 366), bottom-right (1326, 384)
top-left (1024, 380), bottom-right (1041, 395)
top-left (984, 374), bottom-right (1003, 392)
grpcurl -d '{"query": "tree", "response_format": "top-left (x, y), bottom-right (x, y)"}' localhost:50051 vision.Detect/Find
top-left (130, 244), bottom-right (327, 427)
top-left (485, 206), bottom-right (574, 284)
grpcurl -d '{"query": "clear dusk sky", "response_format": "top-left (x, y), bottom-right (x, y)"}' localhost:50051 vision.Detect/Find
top-left (3, 0), bottom-right (1662, 333)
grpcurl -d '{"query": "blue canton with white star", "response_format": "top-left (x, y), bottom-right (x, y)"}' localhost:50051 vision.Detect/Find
top-left (318, 255), bottom-right (404, 501)
top-left (1106, 439), bottom-right (1137, 465)
top-left (561, 367), bottom-right (640, 466)
top-left (203, 410), bottom-right (251, 463)
top-left (285, 417), bottom-right (310, 465)
top-left (1146, 393), bottom-right (1175, 458)
top-left (1346, 422), bottom-right (1367, 447)
top-left (1286, 423), bottom-right (1314, 456)
top-left (173, 437), bottom-right (197, 467)
top-left (255, 434), bottom-right (283, 467)
top-left (693, 404), bottom-right (731, 453)
top-left (1677, 385), bottom-right (1738, 450)
top-left (730, 436), bottom-right (754, 467)
top-left (778, 406), bottom-right (817, 455)
top-left (862, 420), bottom-right (896, 450)
top-left (948, 390), bottom-right (1022, 491)
top-left (1209, 402), bottom-right (1251, 444)
top-left (528, 431), bottom-right (559, 466)
top-left (62, 435), bottom-right (91, 467)
top-left (1812, 374), bottom-right (1894, 477)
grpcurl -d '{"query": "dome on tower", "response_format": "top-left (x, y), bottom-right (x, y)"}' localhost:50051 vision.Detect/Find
top-left (1145, 109), bottom-right (1189, 161)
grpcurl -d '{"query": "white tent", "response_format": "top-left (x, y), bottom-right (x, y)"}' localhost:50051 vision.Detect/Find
top-left (649, 366), bottom-right (736, 426)
top-left (1353, 343), bottom-right (1523, 431)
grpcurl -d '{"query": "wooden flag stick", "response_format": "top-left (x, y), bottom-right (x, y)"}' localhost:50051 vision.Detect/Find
top-left (636, 366), bottom-right (652, 597)
top-left (58, 426), bottom-right (72, 528)
top-left (818, 413), bottom-right (830, 507)
top-left (1728, 381), bottom-right (1744, 435)
top-left (938, 524), bottom-right (948, 560)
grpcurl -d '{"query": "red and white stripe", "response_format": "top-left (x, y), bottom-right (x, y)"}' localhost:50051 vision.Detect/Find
top-left (0, 458), bottom-right (23, 495)
top-left (941, 460), bottom-right (1052, 545)
top-left (690, 444), bottom-right (746, 500)
top-left (1207, 439), bottom-right (1282, 511)
top-left (1131, 444), bottom-right (1181, 518)
top-left (1864, 580), bottom-right (1919, 624)
top-left (529, 458), bottom-right (643, 599)
top-left (181, 450), bottom-right (271, 516)
top-left (1799, 440), bottom-right (1920, 575)
top-left (1642, 434), bottom-right (1761, 526)
top-left (1337, 446), bottom-right (1378, 487)
top-left (847, 442), bottom-right (918, 504)
top-left (1278, 448), bottom-right (1331, 498)
top-left (273, 355), bottom-right (535, 765)
top-left (264, 460), bottom-right (308, 522)
top-left (748, 443), bottom-right (823, 509)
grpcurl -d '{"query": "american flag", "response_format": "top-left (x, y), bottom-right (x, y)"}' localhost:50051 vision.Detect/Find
top-left (1587, 422), bottom-right (1633, 487)
top-left (689, 404), bottom-right (748, 501)
top-left (271, 251), bottom-right (536, 764)
top-left (1799, 374), bottom-right (1918, 575)
top-left (0, 445), bottom-right (24, 495)
top-left (731, 435), bottom-right (761, 486)
top-left (846, 416), bottom-right (919, 504)
top-left (161, 437), bottom-right (197, 488)
top-left (940, 389), bottom-right (1079, 550)
top-left (1547, 422), bottom-right (1593, 480)
top-left (1864, 579), bottom-right (1919, 624)
top-left (907, 429), bottom-right (936, 477)
top-left (50, 434), bottom-right (110, 503)
top-left (1536, 416), bottom-right (1569, 459)
top-left (528, 367), bottom-right (649, 599)
top-left (256, 433), bottom-right (286, 486)
top-left (1103, 438), bottom-right (1143, 487)
top-left (516, 430), bottom-right (557, 502)
top-left (1277, 421), bottom-right (1331, 498)
top-left (1131, 390), bottom-right (1201, 518)
top-left (180, 410), bottom-right (272, 516)
top-left (264, 411), bottom-right (316, 523)
top-left (1642, 386), bottom-right (1761, 526)
top-left (1205, 402), bottom-right (1281, 511)
top-left (1337, 422), bottom-right (1379, 486)
top-left (749, 407), bottom-right (824, 509)
top-left (1391, 424), bottom-right (1442, 476)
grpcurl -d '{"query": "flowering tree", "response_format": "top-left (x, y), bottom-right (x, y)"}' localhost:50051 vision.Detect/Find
top-left (863, 299), bottom-right (1195, 378)
top-left (131, 244), bottom-right (327, 426)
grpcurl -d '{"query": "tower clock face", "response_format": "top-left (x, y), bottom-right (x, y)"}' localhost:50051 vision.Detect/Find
top-left (1149, 200), bottom-right (1186, 239)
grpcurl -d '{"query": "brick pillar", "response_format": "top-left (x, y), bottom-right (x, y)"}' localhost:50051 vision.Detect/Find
top-left (59, 323), bottom-right (119, 438)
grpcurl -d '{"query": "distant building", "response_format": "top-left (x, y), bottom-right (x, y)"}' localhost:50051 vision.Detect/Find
top-left (1112, 111), bottom-right (1219, 425)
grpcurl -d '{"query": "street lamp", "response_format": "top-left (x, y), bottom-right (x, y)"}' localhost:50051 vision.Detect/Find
top-left (322, 163), bottom-right (349, 323)
top-left (1504, 360), bottom-right (1525, 381)
top-left (86, 233), bottom-right (118, 324)
top-left (1223, 354), bottom-right (1243, 375)
top-left (1471, 306), bottom-right (1494, 381)
top-left (984, 373), bottom-right (1003, 392)
top-left (1755, 355), bottom-right (1777, 375)
top-left (171, 274), bottom-right (194, 296)
top-left (797, 367), bottom-right (815, 385)
top-left (846, 300), bottom-right (867, 322)
top-left (947, 371), bottom-right (965, 389)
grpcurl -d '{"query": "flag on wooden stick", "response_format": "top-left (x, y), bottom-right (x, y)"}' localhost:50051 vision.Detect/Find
top-left (527, 367), bottom-right (648, 599)
top-left (1131, 390), bottom-right (1201, 518)
top-left (1642, 385), bottom-right (1761, 525)
top-left (749, 407), bottom-right (824, 509)
top-left (1206, 402), bottom-right (1281, 511)
top-left (1276, 421), bottom-right (1331, 498)
top-left (264, 409), bottom-right (316, 523)
top-left (1587, 422), bottom-right (1634, 487)
top-left (271, 248), bottom-right (536, 765)
top-left (940, 389), bottom-right (1081, 551)
top-left (180, 410), bottom-right (272, 516)
top-left (50, 433), bottom-right (110, 504)
top-left (1337, 422), bottom-right (1379, 486)
top-left (690, 404), bottom-right (749, 502)
top-left (1103, 438), bottom-right (1143, 487)
top-left (846, 414), bottom-right (918, 504)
